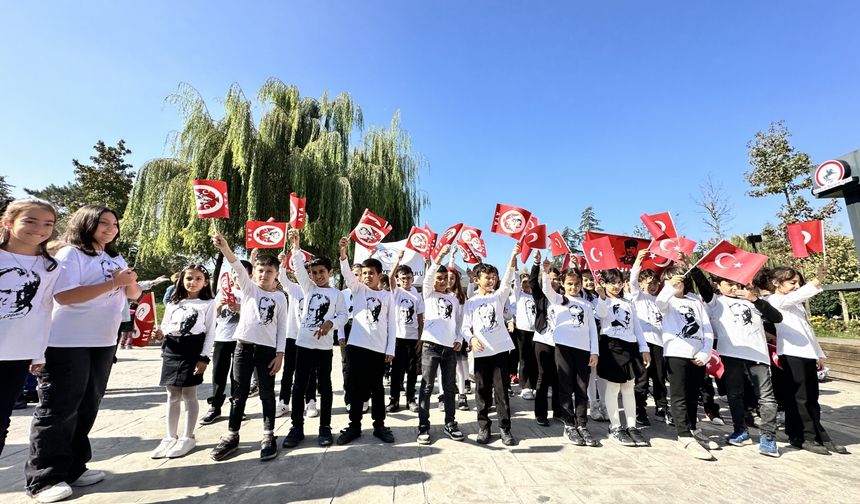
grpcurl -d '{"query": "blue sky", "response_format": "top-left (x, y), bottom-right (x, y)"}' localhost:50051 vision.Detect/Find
top-left (2, 1), bottom-right (858, 267)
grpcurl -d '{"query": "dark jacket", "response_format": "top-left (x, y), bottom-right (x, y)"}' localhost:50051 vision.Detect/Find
top-left (530, 263), bottom-right (552, 334)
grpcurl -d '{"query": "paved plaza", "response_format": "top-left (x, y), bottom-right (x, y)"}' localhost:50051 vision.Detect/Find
top-left (1, 347), bottom-right (858, 504)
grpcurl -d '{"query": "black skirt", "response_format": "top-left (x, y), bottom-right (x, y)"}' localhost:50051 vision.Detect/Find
top-left (596, 335), bottom-right (643, 384)
top-left (160, 333), bottom-right (206, 387)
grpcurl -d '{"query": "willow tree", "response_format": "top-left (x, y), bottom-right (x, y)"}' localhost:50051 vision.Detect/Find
top-left (121, 78), bottom-right (426, 276)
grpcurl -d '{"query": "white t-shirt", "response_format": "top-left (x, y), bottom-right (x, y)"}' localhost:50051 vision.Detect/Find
top-left (656, 285), bottom-right (714, 362)
top-left (421, 263), bottom-right (462, 347)
top-left (541, 274), bottom-right (598, 353)
top-left (229, 259), bottom-right (288, 352)
top-left (594, 296), bottom-right (649, 352)
top-left (161, 297), bottom-right (217, 357)
top-left (768, 284), bottom-right (826, 360)
top-left (280, 280), bottom-right (303, 341)
top-left (339, 259), bottom-right (396, 356)
top-left (513, 288), bottom-right (537, 332)
top-left (50, 246), bottom-right (130, 347)
top-left (214, 291), bottom-right (243, 343)
top-left (705, 295), bottom-right (770, 364)
top-left (0, 251), bottom-right (61, 363)
top-left (462, 267), bottom-right (516, 358)
top-left (282, 253), bottom-right (346, 350)
top-left (393, 287), bottom-right (424, 340)
top-left (629, 264), bottom-right (663, 347)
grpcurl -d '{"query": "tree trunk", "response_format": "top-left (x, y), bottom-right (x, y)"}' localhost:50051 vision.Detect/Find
top-left (804, 300), bottom-right (812, 318)
top-left (838, 290), bottom-right (850, 323)
top-left (212, 252), bottom-right (224, 297)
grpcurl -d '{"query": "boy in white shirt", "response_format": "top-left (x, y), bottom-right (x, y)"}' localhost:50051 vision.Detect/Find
top-left (387, 254), bottom-right (425, 413)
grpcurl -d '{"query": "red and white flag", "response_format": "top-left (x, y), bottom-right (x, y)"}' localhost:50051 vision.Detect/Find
top-left (246, 220), bottom-right (287, 249)
top-left (131, 292), bottom-right (157, 347)
top-left (787, 220), bottom-right (825, 258)
top-left (581, 236), bottom-right (621, 272)
top-left (548, 231), bottom-right (571, 257)
top-left (284, 249), bottom-right (313, 272)
top-left (423, 225), bottom-right (437, 252)
top-left (640, 211), bottom-right (676, 240)
top-left (647, 236), bottom-right (697, 262)
top-left (705, 349), bottom-right (725, 379)
top-left (218, 271), bottom-right (236, 304)
top-left (458, 226), bottom-right (486, 259)
top-left (405, 226), bottom-right (434, 258)
top-left (192, 179), bottom-right (230, 219)
top-left (491, 203), bottom-right (532, 239)
top-left (459, 244), bottom-right (481, 264)
top-left (518, 217), bottom-right (547, 262)
top-left (289, 193), bottom-right (307, 229)
top-left (432, 223), bottom-right (463, 258)
top-left (561, 253), bottom-right (587, 273)
top-left (695, 240), bottom-right (768, 285)
top-left (350, 209), bottom-right (393, 251)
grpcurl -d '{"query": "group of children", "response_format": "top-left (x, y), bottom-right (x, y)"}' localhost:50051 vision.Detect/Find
top-left (0, 196), bottom-right (851, 503)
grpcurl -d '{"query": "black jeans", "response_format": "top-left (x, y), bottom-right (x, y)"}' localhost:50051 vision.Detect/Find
top-left (291, 347), bottom-right (333, 429)
top-left (25, 346), bottom-right (115, 495)
top-left (666, 356), bottom-right (705, 437)
top-left (338, 322), bottom-right (352, 405)
top-left (514, 329), bottom-right (537, 390)
top-left (723, 356), bottom-right (778, 436)
top-left (555, 344), bottom-right (591, 428)
top-left (474, 352), bottom-right (511, 431)
top-left (346, 345), bottom-right (387, 430)
top-left (228, 342), bottom-right (276, 432)
top-left (780, 354), bottom-right (831, 444)
top-left (418, 342), bottom-right (458, 430)
top-left (0, 360), bottom-right (30, 456)
top-left (700, 375), bottom-right (720, 416)
top-left (635, 343), bottom-right (668, 413)
top-left (207, 340), bottom-right (236, 410)
top-left (533, 341), bottom-right (560, 420)
top-left (390, 339), bottom-right (419, 403)
top-left (280, 338), bottom-right (317, 404)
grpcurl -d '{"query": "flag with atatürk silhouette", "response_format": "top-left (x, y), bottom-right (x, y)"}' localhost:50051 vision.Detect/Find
top-left (246, 221), bottom-right (287, 249)
top-left (491, 203), bottom-right (532, 239)
top-left (218, 271), bottom-right (236, 304)
top-left (192, 180), bottom-right (230, 219)
top-left (694, 240), bottom-right (768, 285)
top-left (350, 209), bottom-right (393, 251)
top-left (405, 226), bottom-right (434, 259)
top-left (433, 223), bottom-right (463, 259)
top-left (289, 193), bottom-right (307, 229)
top-left (284, 249), bottom-right (313, 272)
top-left (787, 220), bottom-right (825, 258)
top-left (132, 292), bottom-right (157, 347)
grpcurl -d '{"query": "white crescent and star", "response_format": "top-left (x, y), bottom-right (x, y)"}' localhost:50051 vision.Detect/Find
top-left (655, 219), bottom-right (667, 231)
top-left (801, 230), bottom-right (812, 244)
top-left (715, 252), bottom-right (739, 269)
top-left (589, 247), bottom-right (602, 263)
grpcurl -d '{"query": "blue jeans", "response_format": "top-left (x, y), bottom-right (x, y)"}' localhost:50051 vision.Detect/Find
top-left (418, 342), bottom-right (458, 431)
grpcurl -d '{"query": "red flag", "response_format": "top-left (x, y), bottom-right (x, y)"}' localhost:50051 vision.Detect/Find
top-left (246, 221), bottom-right (287, 249)
top-left (585, 231), bottom-right (659, 271)
top-left (518, 217), bottom-right (547, 262)
top-left (491, 203), bottom-right (532, 239)
top-left (647, 236), bottom-right (697, 262)
top-left (405, 226), bottom-right (434, 258)
top-left (459, 243), bottom-right (481, 264)
top-left (218, 271), bottom-right (236, 304)
top-left (640, 212), bottom-right (676, 240)
top-left (787, 220), bottom-right (825, 258)
top-left (131, 292), bottom-right (157, 347)
top-left (695, 240), bottom-right (769, 285)
top-left (289, 193), bottom-right (307, 229)
top-left (458, 226), bottom-right (486, 259)
top-left (432, 223), bottom-right (463, 258)
top-left (562, 253), bottom-right (586, 273)
top-left (192, 180), bottom-right (230, 219)
top-left (423, 225), bottom-right (437, 252)
top-left (350, 209), bottom-right (393, 250)
top-left (548, 231), bottom-right (571, 257)
top-left (581, 236), bottom-right (621, 272)
top-left (705, 350), bottom-right (725, 379)
top-left (284, 249), bottom-right (313, 272)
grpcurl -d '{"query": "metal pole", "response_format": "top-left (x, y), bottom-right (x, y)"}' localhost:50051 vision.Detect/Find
top-left (844, 189), bottom-right (860, 263)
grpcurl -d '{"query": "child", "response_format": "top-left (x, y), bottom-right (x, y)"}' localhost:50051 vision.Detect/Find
top-left (0, 198), bottom-right (60, 457)
top-left (528, 251), bottom-right (561, 427)
top-left (446, 264), bottom-right (471, 409)
top-left (336, 237), bottom-right (397, 445)
top-left (581, 270), bottom-right (608, 422)
top-left (337, 263), bottom-right (361, 409)
top-left (387, 253), bottom-right (425, 413)
top-left (512, 273), bottom-right (538, 400)
top-left (629, 250), bottom-right (670, 426)
top-left (209, 233), bottom-right (287, 462)
top-left (594, 268), bottom-right (651, 447)
top-left (416, 245), bottom-right (465, 444)
top-left (461, 244), bottom-right (520, 446)
top-left (540, 258), bottom-right (600, 447)
top-left (767, 264), bottom-right (848, 455)
top-left (281, 230), bottom-right (345, 448)
top-left (656, 266), bottom-right (717, 460)
top-left (151, 265), bottom-right (216, 459)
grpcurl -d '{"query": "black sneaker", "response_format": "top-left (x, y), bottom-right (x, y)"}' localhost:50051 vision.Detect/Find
top-left (535, 417), bottom-right (550, 427)
top-left (199, 409), bottom-right (220, 426)
top-left (444, 422), bottom-right (465, 441)
top-left (627, 427), bottom-right (650, 447)
top-left (609, 427), bottom-right (637, 447)
top-left (577, 426), bottom-right (599, 447)
top-left (337, 426), bottom-right (361, 445)
top-left (210, 433), bottom-right (239, 461)
top-left (386, 400), bottom-right (400, 413)
top-left (501, 428), bottom-right (516, 446)
top-left (260, 434), bottom-right (278, 461)
top-left (318, 426), bottom-right (333, 447)
top-left (373, 426), bottom-right (395, 443)
top-left (282, 427), bottom-right (304, 448)
top-left (635, 412), bottom-right (651, 427)
top-left (248, 382), bottom-right (259, 398)
top-left (13, 397), bottom-right (28, 410)
top-left (408, 400), bottom-right (419, 413)
top-left (457, 394), bottom-right (469, 411)
top-left (745, 411), bottom-right (758, 428)
top-left (563, 425), bottom-right (586, 446)
top-left (476, 427), bottom-right (491, 444)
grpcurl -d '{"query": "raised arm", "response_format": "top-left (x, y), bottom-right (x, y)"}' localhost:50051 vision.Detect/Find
top-left (212, 233), bottom-right (251, 291)
top-left (496, 243), bottom-right (521, 299)
top-left (338, 237), bottom-right (362, 293)
top-left (629, 250), bottom-right (646, 299)
top-left (529, 251), bottom-right (545, 302)
top-left (689, 267), bottom-right (715, 304)
top-left (542, 266), bottom-right (564, 306)
top-left (389, 249), bottom-right (405, 294)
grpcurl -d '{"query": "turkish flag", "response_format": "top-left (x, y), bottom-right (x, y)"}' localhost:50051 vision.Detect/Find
top-left (218, 271), bottom-right (236, 305)
top-left (561, 253), bottom-right (586, 273)
top-left (640, 212), bottom-right (676, 240)
top-left (405, 226), bottom-right (433, 258)
top-left (246, 221), bottom-right (287, 249)
top-left (548, 231), bottom-right (571, 257)
top-left (192, 180), bottom-right (230, 219)
top-left (695, 240), bottom-right (769, 285)
top-left (131, 292), bottom-right (157, 347)
top-left (491, 203), bottom-right (532, 239)
top-left (423, 225), bottom-right (437, 252)
top-left (350, 209), bottom-right (393, 251)
top-left (787, 220), bottom-right (825, 258)
top-left (284, 249), bottom-right (313, 272)
top-left (705, 350), bottom-right (725, 379)
top-left (518, 217), bottom-right (547, 262)
top-left (648, 236), bottom-right (697, 262)
top-left (581, 236), bottom-right (621, 272)
top-left (289, 193), bottom-right (307, 229)
top-left (585, 231), bottom-right (653, 271)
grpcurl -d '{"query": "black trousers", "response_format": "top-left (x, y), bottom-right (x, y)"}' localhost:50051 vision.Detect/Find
top-left (666, 356), bottom-right (705, 437)
top-left (474, 352), bottom-right (511, 431)
top-left (291, 347), bottom-right (333, 429)
top-left (514, 329), bottom-right (537, 390)
top-left (0, 360), bottom-right (30, 456)
top-left (555, 344), bottom-right (591, 428)
top-left (700, 376), bottom-right (720, 416)
top-left (338, 322), bottom-right (352, 405)
top-left (25, 346), bottom-right (116, 495)
top-left (533, 341), bottom-right (560, 419)
top-left (346, 345), bottom-right (387, 430)
top-left (418, 342), bottom-right (458, 429)
top-left (280, 338), bottom-right (317, 404)
top-left (228, 342), bottom-right (276, 432)
top-left (635, 343), bottom-right (668, 413)
top-left (207, 340), bottom-right (236, 410)
top-left (390, 339), bottom-right (419, 403)
top-left (780, 354), bottom-right (831, 444)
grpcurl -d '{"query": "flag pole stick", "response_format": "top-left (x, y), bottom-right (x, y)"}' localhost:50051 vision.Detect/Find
top-left (684, 241), bottom-right (720, 277)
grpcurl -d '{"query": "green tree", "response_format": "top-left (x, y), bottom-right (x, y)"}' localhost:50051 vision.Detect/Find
top-left (0, 175), bottom-right (12, 207)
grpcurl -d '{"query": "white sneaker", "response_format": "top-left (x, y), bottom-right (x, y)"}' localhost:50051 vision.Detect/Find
top-left (166, 436), bottom-right (196, 458)
top-left (520, 389), bottom-right (535, 400)
top-left (151, 437), bottom-right (177, 459)
top-left (33, 482), bottom-right (73, 503)
top-left (692, 429), bottom-right (721, 450)
top-left (275, 400), bottom-right (289, 418)
top-left (678, 436), bottom-right (715, 461)
top-left (305, 399), bottom-right (319, 418)
top-left (362, 402), bottom-right (370, 413)
top-left (69, 469), bottom-right (105, 487)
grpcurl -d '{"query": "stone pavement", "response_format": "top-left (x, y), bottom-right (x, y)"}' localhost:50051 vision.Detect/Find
top-left (2, 347), bottom-right (859, 504)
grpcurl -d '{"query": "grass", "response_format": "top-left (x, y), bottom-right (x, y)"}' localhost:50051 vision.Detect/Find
top-left (815, 329), bottom-right (859, 340)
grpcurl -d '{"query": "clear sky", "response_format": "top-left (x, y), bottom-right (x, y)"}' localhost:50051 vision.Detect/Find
top-left (2, 1), bottom-right (858, 267)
